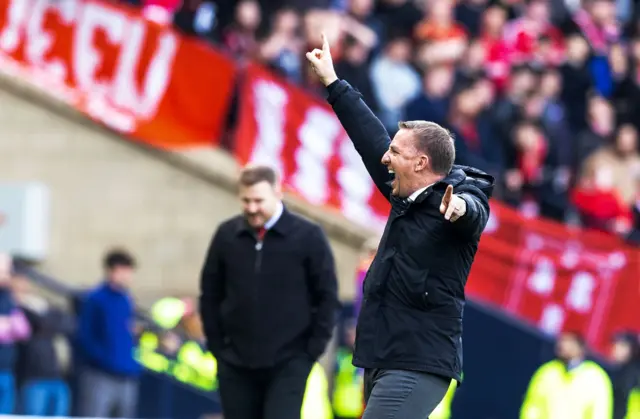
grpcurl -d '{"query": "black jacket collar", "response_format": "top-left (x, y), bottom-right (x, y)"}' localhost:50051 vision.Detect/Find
top-left (234, 206), bottom-right (295, 237)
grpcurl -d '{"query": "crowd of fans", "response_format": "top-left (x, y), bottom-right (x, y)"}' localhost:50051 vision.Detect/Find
top-left (116, 0), bottom-right (640, 244)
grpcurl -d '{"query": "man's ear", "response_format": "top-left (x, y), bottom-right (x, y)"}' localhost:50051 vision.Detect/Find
top-left (274, 183), bottom-right (284, 200)
top-left (415, 155), bottom-right (429, 172)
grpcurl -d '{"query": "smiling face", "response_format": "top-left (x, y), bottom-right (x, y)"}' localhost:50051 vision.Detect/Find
top-left (240, 181), bottom-right (282, 228)
top-left (381, 129), bottom-right (428, 198)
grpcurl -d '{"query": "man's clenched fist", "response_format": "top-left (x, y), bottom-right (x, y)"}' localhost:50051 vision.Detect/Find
top-left (306, 33), bottom-right (338, 87)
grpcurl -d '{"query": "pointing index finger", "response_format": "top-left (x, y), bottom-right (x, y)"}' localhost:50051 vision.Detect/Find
top-left (442, 184), bottom-right (453, 205)
top-left (321, 32), bottom-right (330, 52)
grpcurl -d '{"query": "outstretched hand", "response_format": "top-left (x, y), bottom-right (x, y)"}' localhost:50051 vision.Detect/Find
top-left (440, 185), bottom-right (467, 222)
top-left (306, 32), bottom-right (338, 87)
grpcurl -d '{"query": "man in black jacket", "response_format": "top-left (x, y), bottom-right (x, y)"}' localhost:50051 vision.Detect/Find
top-left (307, 34), bottom-right (494, 418)
top-left (199, 165), bottom-right (338, 419)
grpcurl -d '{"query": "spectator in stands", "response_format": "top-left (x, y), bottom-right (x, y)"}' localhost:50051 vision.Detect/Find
top-left (199, 164), bottom-right (338, 419)
top-left (575, 95), bottom-right (616, 170)
top-left (334, 35), bottom-right (380, 113)
top-left (259, 8), bottom-right (304, 83)
top-left (76, 249), bottom-right (140, 418)
top-left (141, 0), bottom-right (182, 25)
top-left (403, 64), bottom-right (454, 126)
top-left (521, 331), bottom-right (613, 419)
top-left (173, 0), bottom-right (219, 42)
top-left (582, 124), bottom-right (640, 206)
top-left (503, 121), bottom-right (548, 216)
top-left (478, 5), bottom-right (510, 90)
top-left (559, 33), bottom-right (593, 134)
top-left (370, 35), bottom-right (420, 133)
top-left (573, 123), bottom-right (640, 234)
top-left (14, 275), bottom-right (75, 417)
top-left (0, 254), bottom-right (31, 414)
top-left (374, 0), bottom-right (422, 39)
top-left (222, 0), bottom-right (262, 61)
top-left (342, 0), bottom-right (383, 54)
top-left (610, 331), bottom-right (640, 419)
top-left (414, 0), bottom-right (469, 65)
top-left (503, 0), bottom-right (564, 67)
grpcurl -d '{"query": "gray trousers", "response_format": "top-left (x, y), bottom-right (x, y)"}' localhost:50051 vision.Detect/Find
top-left (77, 366), bottom-right (139, 418)
top-left (362, 369), bottom-right (450, 419)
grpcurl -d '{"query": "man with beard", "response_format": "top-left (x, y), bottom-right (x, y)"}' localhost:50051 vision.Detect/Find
top-left (199, 164), bottom-right (338, 419)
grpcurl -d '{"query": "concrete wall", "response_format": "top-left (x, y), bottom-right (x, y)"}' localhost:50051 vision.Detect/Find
top-left (0, 80), bottom-right (371, 307)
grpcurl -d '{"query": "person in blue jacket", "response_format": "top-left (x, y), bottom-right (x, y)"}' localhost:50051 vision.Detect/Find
top-left (76, 249), bottom-right (140, 418)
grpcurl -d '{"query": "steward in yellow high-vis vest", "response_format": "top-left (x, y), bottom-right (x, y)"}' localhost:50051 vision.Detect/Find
top-left (332, 349), bottom-right (363, 418)
top-left (302, 363), bottom-right (333, 419)
top-left (521, 359), bottom-right (612, 419)
top-left (136, 331), bottom-right (170, 373)
top-left (151, 297), bottom-right (191, 330)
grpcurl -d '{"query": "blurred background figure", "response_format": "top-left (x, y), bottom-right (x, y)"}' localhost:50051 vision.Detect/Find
top-left (521, 331), bottom-right (613, 419)
top-left (76, 250), bottom-right (140, 418)
top-left (0, 253), bottom-right (30, 414)
top-left (14, 274), bottom-right (75, 417)
top-left (610, 332), bottom-right (640, 419)
top-left (199, 165), bottom-right (338, 419)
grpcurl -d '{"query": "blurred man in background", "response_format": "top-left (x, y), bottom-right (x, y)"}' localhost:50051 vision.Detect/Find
top-left (0, 253), bottom-right (30, 414)
top-left (610, 331), bottom-right (640, 419)
top-left (76, 250), bottom-right (140, 418)
top-left (14, 274), bottom-right (75, 417)
top-left (200, 165), bottom-right (339, 419)
top-left (521, 331), bottom-right (612, 419)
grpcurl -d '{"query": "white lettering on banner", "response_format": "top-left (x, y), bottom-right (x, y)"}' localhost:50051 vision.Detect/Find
top-left (0, 0), bottom-right (176, 130)
top-left (565, 271), bottom-right (595, 313)
top-left (74, 3), bottom-right (126, 96)
top-left (527, 257), bottom-right (555, 296)
top-left (539, 303), bottom-right (564, 334)
top-left (110, 15), bottom-right (177, 118)
top-left (250, 80), bottom-right (288, 175)
top-left (292, 107), bottom-right (341, 205)
top-left (0, 0), bottom-right (30, 53)
top-left (25, 0), bottom-right (68, 77)
top-left (337, 135), bottom-right (376, 221)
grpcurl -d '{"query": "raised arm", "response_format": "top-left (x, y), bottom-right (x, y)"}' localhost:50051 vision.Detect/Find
top-left (307, 33), bottom-right (393, 199)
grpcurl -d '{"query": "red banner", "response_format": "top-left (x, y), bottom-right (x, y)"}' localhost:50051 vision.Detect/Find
top-left (234, 64), bottom-right (389, 230)
top-left (234, 63), bottom-right (640, 355)
top-left (0, 0), bottom-right (237, 150)
top-left (468, 204), bottom-right (639, 353)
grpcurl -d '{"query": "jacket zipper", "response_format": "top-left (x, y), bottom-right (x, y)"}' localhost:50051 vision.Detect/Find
top-left (255, 239), bottom-right (263, 273)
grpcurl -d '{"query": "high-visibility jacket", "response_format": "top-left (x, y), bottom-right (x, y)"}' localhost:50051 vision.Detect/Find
top-left (521, 360), bottom-right (613, 419)
top-left (150, 297), bottom-right (186, 329)
top-left (174, 341), bottom-right (218, 391)
top-left (302, 363), bottom-right (333, 419)
top-left (627, 388), bottom-right (640, 419)
top-left (136, 331), bottom-right (171, 373)
top-left (430, 378), bottom-right (457, 419)
top-left (332, 350), bottom-right (364, 418)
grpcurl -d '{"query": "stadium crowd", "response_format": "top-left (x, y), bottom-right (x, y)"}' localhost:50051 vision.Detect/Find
top-left (117, 0), bottom-right (640, 244)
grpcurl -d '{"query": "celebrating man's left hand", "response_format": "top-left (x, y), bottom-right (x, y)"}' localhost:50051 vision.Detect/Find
top-left (440, 185), bottom-right (466, 222)
top-left (306, 32), bottom-right (338, 87)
